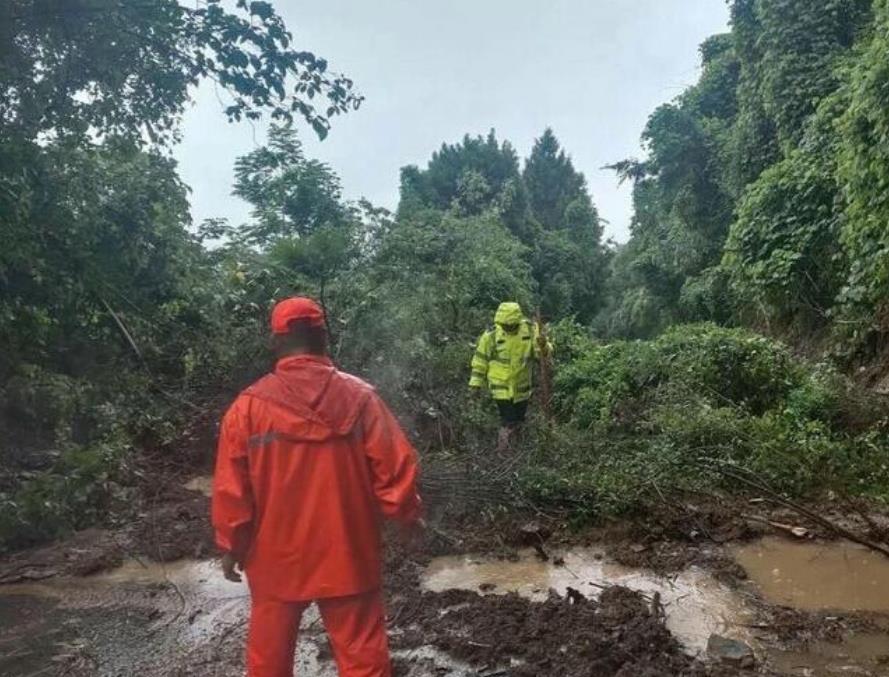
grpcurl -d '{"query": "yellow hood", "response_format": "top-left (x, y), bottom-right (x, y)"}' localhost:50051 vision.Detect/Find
top-left (494, 302), bottom-right (524, 325)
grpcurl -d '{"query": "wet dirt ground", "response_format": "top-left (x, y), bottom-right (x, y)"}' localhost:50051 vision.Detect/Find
top-left (422, 547), bottom-right (757, 653)
top-left (3, 476), bottom-right (889, 676)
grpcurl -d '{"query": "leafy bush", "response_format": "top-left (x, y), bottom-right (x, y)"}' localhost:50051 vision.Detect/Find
top-left (556, 323), bottom-right (799, 428)
top-left (0, 440), bottom-right (133, 552)
top-left (527, 324), bottom-right (889, 519)
top-left (678, 266), bottom-right (733, 325)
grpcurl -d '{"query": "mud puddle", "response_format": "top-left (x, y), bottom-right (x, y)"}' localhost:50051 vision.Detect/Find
top-left (0, 557), bottom-right (479, 677)
top-left (0, 558), bottom-right (337, 676)
top-left (769, 632), bottom-right (889, 676)
top-left (7, 534), bottom-right (889, 675)
top-left (422, 546), bottom-right (756, 654)
top-left (734, 537), bottom-right (889, 675)
top-left (735, 537), bottom-right (889, 613)
top-left (0, 558), bottom-right (247, 640)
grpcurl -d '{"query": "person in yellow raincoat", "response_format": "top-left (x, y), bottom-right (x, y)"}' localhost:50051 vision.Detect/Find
top-left (469, 302), bottom-right (551, 451)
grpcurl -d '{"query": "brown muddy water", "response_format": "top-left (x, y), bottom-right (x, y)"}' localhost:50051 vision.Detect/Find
top-left (3, 536), bottom-right (889, 675)
top-left (0, 556), bottom-right (469, 676)
top-left (0, 558), bottom-right (257, 676)
top-left (423, 547), bottom-right (756, 653)
top-left (423, 539), bottom-right (889, 673)
top-left (734, 537), bottom-right (889, 613)
top-left (769, 633), bottom-right (889, 677)
top-left (733, 537), bottom-right (889, 676)
top-left (0, 557), bottom-right (350, 676)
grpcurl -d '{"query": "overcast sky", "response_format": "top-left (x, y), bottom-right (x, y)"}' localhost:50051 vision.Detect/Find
top-left (175, 1), bottom-right (729, 243)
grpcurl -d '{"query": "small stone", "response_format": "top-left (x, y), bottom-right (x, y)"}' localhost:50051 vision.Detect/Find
top-left (519, 521), bottom-right (552, 543)
top-left (565, 587), bottom-right (586, 604)
top-left (707, 635), bottom-right (755, 668)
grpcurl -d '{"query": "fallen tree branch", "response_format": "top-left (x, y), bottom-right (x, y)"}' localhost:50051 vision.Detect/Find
top-left (742, 514), bottom-right (811, 539)
top-left (709, 462), bottom-right (889, 559)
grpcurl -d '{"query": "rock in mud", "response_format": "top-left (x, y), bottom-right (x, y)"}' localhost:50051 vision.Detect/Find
top-left (518, 521), bottom-right (551, 543)
top-left (707, 634), bottom-right (755, 668)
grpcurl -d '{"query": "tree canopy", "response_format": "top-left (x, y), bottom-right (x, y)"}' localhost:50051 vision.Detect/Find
top-left (0, 0), bottom-right (362, 144)
top-left (603, 0), bottom-right (889, 357)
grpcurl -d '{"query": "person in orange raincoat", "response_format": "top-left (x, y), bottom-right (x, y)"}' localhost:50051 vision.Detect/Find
top-left (212, 296), bottom-right (423, 677)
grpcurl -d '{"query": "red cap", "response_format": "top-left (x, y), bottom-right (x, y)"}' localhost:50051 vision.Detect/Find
top-left (270, 297), bottom-right (326, 334)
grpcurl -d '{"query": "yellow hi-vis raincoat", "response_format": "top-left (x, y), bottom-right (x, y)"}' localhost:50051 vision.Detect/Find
top-left (468, 302), bottom-right (549, 403)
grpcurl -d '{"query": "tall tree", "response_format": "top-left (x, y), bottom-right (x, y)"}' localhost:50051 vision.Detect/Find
top-left (398, 130), bottom-right (530, 238)
top-left (523, 129), bottom-right (607, 322)
top-left (233, 124), bottom-right (350, 242)
top-left (218, 125), bottom-right (371, 340)
top-left (523, 128), bottom-right (589, 232)
top-left (602, 33), bottom-right (742, 336)
top-left (0, 0), bottom-right (362, 145)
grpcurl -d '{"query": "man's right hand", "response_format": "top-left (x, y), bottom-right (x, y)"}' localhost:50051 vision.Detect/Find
top-left (221, 552), bottom-right (243, 583)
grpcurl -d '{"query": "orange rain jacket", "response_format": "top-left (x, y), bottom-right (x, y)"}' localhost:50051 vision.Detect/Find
top-left (212, 354), bottom-right (422, 601)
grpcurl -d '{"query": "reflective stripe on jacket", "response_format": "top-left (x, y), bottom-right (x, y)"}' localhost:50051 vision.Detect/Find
top-left (469, 320), bottom-right (546, 402)
top-left (212, 354), bottom-right (422, 601)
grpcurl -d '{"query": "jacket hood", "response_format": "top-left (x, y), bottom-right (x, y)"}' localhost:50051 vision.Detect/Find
top-left (494, 302), bottom-right (524, 326)
top-left (245, 355), bottom-right (372, 441)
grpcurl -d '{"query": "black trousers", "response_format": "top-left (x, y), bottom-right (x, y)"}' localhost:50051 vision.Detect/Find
top-left (496, 399), bottom-right (528, 427)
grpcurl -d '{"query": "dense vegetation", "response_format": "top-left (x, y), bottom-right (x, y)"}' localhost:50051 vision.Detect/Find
top-left (527, 322), bottom-right (887, 518)
top-left (1, 0), bottom-right (887, 551)
top-left (606, 0), bottom-right (889, 362)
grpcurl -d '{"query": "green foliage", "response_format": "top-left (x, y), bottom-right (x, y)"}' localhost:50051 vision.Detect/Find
top-left (6, 0), bottom-right (889, 552)
top-left (723, 103), bottom-right (845, 328)
top-left (233, 125), bottom-right (352, 241)
top-left (835, 0), bottom-right (889, 351)
top-left (524, 129), bottom-right (609, 321)
top-left (0, 139), bottom-right (198, 378)
top-left (0, 0), bottom-right (361, 144)
top-left (556, 324), bottom-right (799, 427)
top-left (605, 0), bottom-right (888, 360)
top-left (0, 2), bottom-right (363, 549)
top-left (749, 0), bottom-right (870, 147)
top-left (527, 324), bottom-right (889, 518)
top-left (398, 130), bottom-right (526, 227)
top-left (599, 37), bottom-right (739, 338)
top-left (678, 266), bottom-right (734, 325)
top-left (0, 440), bottom-right (132, 551)
top-left (204, 131), bottom-right (540, 454)
top-left (346, 211), bottom-right (535, 422)
top-left (523, 128), bottom-right (595, 233)
top-left (398, 128), bottom-right (609, 323)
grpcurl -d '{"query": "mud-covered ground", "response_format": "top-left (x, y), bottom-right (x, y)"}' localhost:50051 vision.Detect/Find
top-left (2, 471), bottom-right (889, 677)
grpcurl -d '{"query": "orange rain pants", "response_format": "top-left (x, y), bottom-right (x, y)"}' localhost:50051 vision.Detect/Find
top-left (212, 354), bottom-right (422, 677)
top-left (248, 589), bottom-right (389, 677)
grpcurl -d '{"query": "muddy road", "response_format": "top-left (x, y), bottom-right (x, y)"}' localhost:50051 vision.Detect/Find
top-left (2, 476), bottom-right (889, 676)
